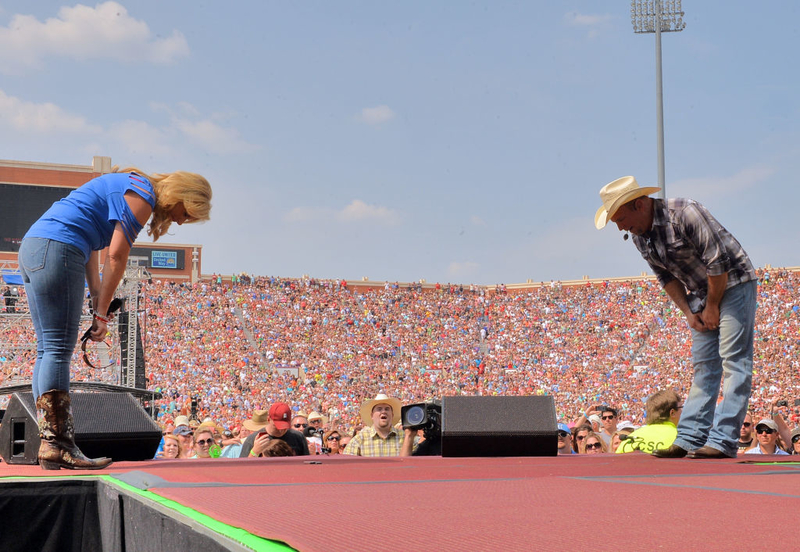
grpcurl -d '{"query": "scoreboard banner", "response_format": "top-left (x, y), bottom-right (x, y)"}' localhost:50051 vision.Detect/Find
top-left (130, 246), bottom-right (186, 270)
top-left (151, 250), bottom-right (178, 268)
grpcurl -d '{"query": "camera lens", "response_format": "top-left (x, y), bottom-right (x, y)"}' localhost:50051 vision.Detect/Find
top-left (405, 405), bottom-right (426, 426)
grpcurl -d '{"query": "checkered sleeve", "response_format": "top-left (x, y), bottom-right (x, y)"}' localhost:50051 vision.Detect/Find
top-left (680, 202), bottom-right (731, 276)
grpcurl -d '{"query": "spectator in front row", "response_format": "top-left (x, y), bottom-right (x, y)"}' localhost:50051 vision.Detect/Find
top-left (262, 439), bottom-right (295, 457)
top-left (620, 390), bottom-right (682, 454)
top-left (220, 410), bottom-right (268, 458)
top-left (598, 407), bottom-right (619, 447)
top-left (557, 423), bottom-right (575, 455)
top-left (240, 402), bottom-right (309, 458)
top-left (573, 425), bottom-right (591, 454)
top-left (291, 414), bottom-right (309, 432)
top-left (344, 394), bottom-right (404, 457)
top-left (790, 428), bottom-right (800, 456)
top-left (173, 426), bottom-right (194, 458)
top-left (323, 429), bottom-right (343, 454)
top-left (582, 432), bottom-right (607, 454)
top-left (737, 413), bottom-right (755, 453)
top-left (192, 428), bottom-right (215, 459)
top-left (609, 431), bottom-right (626, 453)
top-left (162, 433), bottom-right (182, 459)
top-left (744, 419), bottom-right (789, 456)
top-left (308, 412), bottom-right (326, 432)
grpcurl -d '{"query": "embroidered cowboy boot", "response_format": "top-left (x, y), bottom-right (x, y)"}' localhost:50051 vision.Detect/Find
top-left (37, 389), bottom-right (113, 470)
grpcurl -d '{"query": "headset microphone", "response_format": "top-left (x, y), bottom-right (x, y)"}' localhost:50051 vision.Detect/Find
top-left (623, 233), bottom-right (629, 241)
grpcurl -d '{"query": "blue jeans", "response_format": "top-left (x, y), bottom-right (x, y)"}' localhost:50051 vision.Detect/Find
top-left (19, 238), bottom-right (86, 399)
top-left (673, 280), bottom-right (757, 457)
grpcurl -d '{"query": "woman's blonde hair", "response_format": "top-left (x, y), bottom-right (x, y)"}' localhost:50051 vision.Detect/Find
top-left (112, 166), bottom-right (212, 241)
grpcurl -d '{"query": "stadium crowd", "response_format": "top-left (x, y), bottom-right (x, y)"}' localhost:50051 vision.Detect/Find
top-left (2, 268), bottom-right (799, 457)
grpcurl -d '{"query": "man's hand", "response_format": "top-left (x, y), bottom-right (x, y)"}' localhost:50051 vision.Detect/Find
top-left (699, 303), bottom-right (720, 331)
top-left (251, 432), bottom-right (271, 456)
top-left (400, 428), bottom-right (418, 456)
top-left (686, 312), bottom-right (708, 332)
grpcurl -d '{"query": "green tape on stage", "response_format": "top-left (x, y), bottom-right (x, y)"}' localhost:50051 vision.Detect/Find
top-left (100, 475), bottom-right (294, 552)
top-left (0, 474), bottom-right (293, 550)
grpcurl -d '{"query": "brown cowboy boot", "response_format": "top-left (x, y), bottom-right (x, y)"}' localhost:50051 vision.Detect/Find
top-left (37, 389), bottom-right (113, 470)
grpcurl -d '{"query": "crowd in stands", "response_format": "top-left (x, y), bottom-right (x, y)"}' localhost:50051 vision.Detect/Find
top-left (2, 268), bottom-right (800, 457)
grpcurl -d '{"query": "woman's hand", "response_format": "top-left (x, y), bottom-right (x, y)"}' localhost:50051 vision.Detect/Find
top-left (90, 316), bottom-right (108, 342)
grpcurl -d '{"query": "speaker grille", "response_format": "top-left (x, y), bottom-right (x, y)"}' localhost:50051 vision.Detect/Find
top-left (441, 396), bottom-right (558, 457)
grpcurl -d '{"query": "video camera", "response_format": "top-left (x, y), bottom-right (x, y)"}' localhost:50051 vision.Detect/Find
top-left (401, 400), bottom-right (442, 432)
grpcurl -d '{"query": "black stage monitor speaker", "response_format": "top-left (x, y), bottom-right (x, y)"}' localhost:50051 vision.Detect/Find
top-left (0, 392), bottom-right (161, 464)
top-left (441, 395), bottom-right (558, 457)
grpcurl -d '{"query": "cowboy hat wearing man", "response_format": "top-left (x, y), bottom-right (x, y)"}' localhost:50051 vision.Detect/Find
top-left (596, 176), bottom-right (757, 459)
top-left (343, 394), bottom-right (404, 457)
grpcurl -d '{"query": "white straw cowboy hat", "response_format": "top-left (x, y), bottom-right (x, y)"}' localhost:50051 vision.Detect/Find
top-left (360, 393), bottom-right (402, 427)
top-left (595, 176), bottom-right (661, 229)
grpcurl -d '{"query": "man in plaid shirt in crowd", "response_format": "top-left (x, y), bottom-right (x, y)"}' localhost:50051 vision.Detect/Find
top-left (344, 394), bottom-right (405, 457)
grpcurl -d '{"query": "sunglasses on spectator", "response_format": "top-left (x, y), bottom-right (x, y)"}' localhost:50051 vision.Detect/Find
top-left (755, 427), bottom-right (775, 435)
top-left (585, 442), bottom-right (603, 450)
top-left (576, 435), bottom-right (586, 441)
top-left (742, 422), bottom-right (752, 428)
top-left (196, 439), bottom-right (213, 446)
top-left (601, 415), bottom-right (615, 420)
top-left (558, 431), bottom-right (570, 438)
top-left (327, 436), bottom-right (340, 441)
top-left (293, 423), bottom-right (308, 428)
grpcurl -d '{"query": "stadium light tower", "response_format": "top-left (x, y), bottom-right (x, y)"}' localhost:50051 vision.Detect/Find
top-left (631, 0), bottom-right (685, 199)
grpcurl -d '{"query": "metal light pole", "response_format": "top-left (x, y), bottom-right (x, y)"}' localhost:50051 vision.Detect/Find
top-left (631, 0), bottom-right (685, 199)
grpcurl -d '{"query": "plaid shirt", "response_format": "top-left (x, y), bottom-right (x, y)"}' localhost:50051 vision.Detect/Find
top-left (343, 425), bottom-right (403, 457)
top-left (632, 198), bottom-right (755, 310)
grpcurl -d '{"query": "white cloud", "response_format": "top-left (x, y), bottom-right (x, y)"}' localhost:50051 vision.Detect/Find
top-left (470, 215), bottom-right (487, 227)
top-left (284, 200), bottom-right (401, 226)
top-left (564, 12), bottom-right (613, 27)
top-left (359, 105), bottom-right (396, 125)
top-left (336, 199), bottom-right (400, 224)
top-left (108, 119), bottom-right (175, 157)
top-left (0, 89), bottom-right (257, 159)
top-left (448, 261), bottom-right (479, 279)
top-left (0, 89), bottom-right (101, 133)
top-left (173, 118), bottom-right (259, 156)
top-left (0, 2), bottom-right (189, 73)
top-left (564, 12), bottom-right (613, 39)
top-left (669, 166), bottom-right (776, 204)
top-left (146, 101), bottom-right (259, 155)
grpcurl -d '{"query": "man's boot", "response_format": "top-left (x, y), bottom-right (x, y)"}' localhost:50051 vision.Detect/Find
top-left (37, 389), bottom-right (113, 470)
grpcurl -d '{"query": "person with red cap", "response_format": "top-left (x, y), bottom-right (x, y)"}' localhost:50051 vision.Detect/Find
top-left (238, 402), bottom-right (309, 457)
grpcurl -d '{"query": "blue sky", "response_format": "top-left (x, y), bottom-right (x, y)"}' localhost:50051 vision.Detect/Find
top-left (1, 1), bottom-right (798, 284)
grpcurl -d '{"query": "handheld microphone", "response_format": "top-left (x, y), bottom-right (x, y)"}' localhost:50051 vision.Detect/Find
top-left (623, 233), bottom-right (629, 241)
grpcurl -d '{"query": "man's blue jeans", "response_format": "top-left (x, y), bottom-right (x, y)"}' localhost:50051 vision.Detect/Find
top-left (673, 280), bottom-right (757, 457)
top-left (19, 238), bottom-right (86, 399)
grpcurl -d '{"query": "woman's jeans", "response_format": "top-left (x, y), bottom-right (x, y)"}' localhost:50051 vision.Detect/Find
top-left (673, 280), bottom-right (757, 457)
top-left (19, 238), bottom-right (86, 399)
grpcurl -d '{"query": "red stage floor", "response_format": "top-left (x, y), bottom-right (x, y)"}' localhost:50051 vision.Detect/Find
top-left (2, 454), bottom-right (799, 551)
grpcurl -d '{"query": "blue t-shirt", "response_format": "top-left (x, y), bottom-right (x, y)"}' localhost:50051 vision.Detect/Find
top-left (25, 173), bottom-right (156, 262)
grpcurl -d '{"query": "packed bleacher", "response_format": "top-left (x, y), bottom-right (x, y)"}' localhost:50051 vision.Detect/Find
top-left (2, 268), bottom-right (800, 456)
